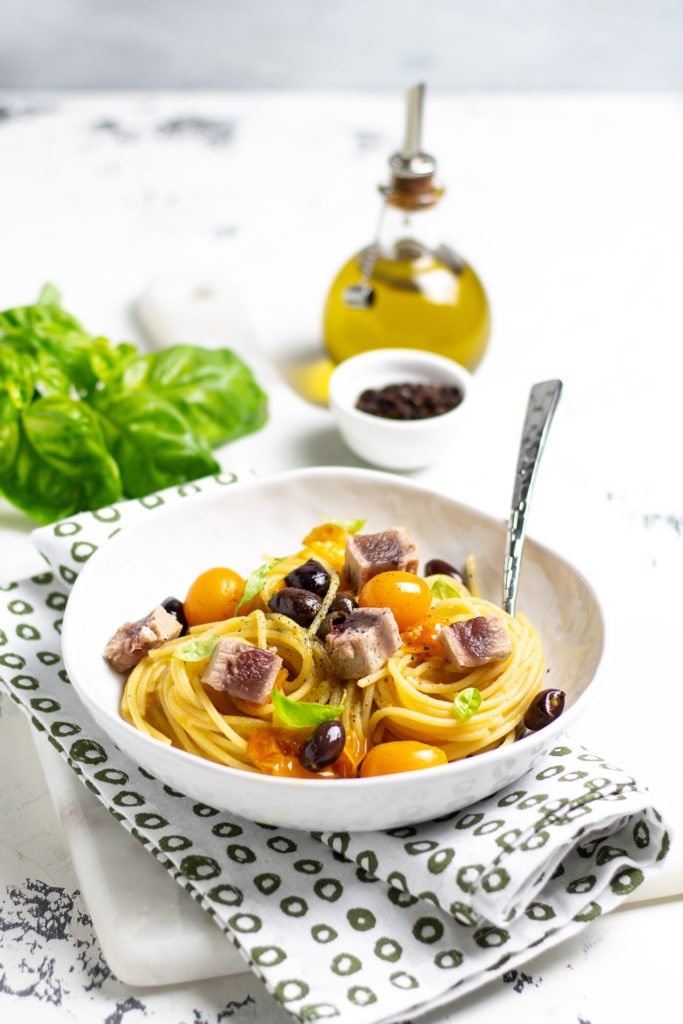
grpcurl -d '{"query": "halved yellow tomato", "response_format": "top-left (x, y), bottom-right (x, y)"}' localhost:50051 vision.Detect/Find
top-left (360, 740), bottom-right (448, 777)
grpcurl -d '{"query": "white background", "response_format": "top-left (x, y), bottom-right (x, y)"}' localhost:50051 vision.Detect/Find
top-left (1, 4), bottom-right (683, 1021)
top-left (1, 0), bottom-right (682, 91)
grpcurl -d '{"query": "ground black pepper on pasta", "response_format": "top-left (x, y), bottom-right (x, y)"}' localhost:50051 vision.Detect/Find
top-left (118, 524), bottom-right (546, 775)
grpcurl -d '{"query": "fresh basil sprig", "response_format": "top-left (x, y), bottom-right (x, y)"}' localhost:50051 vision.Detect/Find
top-left (173, 635), bottom-right (218, 662)
top-left (235, 557), bottom-right (285, 613)
top-left (452, 687), bottom-right (482, 723)
top-left (272, 687), bottom-right (346, 729)
top-left (0, 286), bottom-right (268, 524)
top-left (430, 578), bottom-right (462, 602)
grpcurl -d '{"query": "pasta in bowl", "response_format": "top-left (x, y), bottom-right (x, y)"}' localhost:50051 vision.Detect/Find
top-left (62, 467), bottom-right (604, 830)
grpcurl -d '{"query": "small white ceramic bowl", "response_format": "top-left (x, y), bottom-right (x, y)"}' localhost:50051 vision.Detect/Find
top-left (328, 348), bottom-right (473, 470)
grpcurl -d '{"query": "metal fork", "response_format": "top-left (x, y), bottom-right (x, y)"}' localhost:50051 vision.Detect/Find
top-left (502, 380), bottom-right (563, 615)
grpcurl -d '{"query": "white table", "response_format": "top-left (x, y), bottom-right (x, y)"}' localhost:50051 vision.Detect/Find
top-left (1, 90), bottom-right (682, 1023)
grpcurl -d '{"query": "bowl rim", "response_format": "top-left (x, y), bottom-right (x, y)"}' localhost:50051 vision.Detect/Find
top-left (62, 465), bottom-right (605, 796)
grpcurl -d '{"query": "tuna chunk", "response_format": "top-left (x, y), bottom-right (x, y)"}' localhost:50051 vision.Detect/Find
top-left (326, 607), bottom-right (401, 679)
top-left (344, 527), bottom-right (418, 591)
top-left (201, 637), bottom-right (282, 705)
top-left (105, 605), bottom-right (183, 673)
top-left (438, 615), bottom-right (512, 670)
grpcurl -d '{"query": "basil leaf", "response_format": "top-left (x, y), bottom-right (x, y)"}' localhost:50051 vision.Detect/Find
top-left (142, 345), bottom-right (268, 448)
top-left (0, 395), bottom-right (20, 474)
top-left (87, 338), bottom-right (140, 392)
top-left (37, 282), bottom-right (62, 306)
top-left (0, 297), bottom-right (87, 348)
top-left (324, 518), bottom-right (366, 533)
top-left (452, 687), bottom-right (482, 724)
top-left (430, 578), bottom-right (462, 602)
top-left (235, 557), bottom-right (285, 612)
top-left (173, 635), bottom-right (218, 662)
top-left (0, 395), bottom-right (122, 524)
top-left (0, 342), bottom-right (35, 410)
top-left (272, 687), bottom-right (345, 729)
top-left (0, 297), bottom-right (101, 395)
top-left (91, 389), bottom-right (219, 498)
top-left (0, 334), bottom-right (72, 400)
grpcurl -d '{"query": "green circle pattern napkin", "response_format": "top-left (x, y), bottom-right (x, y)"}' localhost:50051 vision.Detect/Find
top-left (0, 473), bottom-right (671, 1024)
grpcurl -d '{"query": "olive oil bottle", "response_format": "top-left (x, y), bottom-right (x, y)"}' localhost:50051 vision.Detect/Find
top-left (323, 84), bottom-right (490, 371)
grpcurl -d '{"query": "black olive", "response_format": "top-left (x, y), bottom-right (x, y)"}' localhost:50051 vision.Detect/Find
top-left (317, 609), bottom-right (349, 640)
top-left (329, 592), bottom-right (358, 615)
top-left (523, 689), bottom-right (566, 731)
top-left (301, 720), bottom-right (346, 771)
top-left (269, 587), bottom-right (322, 628)
top-left (284, 559), bottom-right (331, 597)
top-left (423, 558), bottom-right (466, 585)
top-left (161, 596), bottom-right (189, 635)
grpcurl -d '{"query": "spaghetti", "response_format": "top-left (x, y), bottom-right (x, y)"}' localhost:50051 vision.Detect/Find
top-left (118, 523), bottom-right (546, 778)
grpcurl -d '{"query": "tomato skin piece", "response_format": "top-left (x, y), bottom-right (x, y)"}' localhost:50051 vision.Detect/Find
top-left (402, 613), bottom-right (449, 655)
top-left (358, 571), bottom-right (432, 631)
top-left (360, 740), bottom-right (448, 777)
top-left (247, 727), bottom-right (317, 779)
top-left (246, 726), bottom-right (363, 779)
top-left (184, 567), bottom-right (246, 626)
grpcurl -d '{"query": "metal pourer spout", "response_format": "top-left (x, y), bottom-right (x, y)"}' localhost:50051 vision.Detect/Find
top-left (389, 82), bottom-right (436, 180)
top-left (342, 83), bottom-right (435, 312)
top-left (403, 82), bottom-right (425, 159)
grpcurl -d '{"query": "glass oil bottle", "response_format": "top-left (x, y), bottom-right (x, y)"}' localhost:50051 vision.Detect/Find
top-left (322, 84), bottom-right (491, 371)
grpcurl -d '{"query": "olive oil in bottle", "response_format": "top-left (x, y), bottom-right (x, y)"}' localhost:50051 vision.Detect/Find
top-left (323, 84), bottom-right (490, 371)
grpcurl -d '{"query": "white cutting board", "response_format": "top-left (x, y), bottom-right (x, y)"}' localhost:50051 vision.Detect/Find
top-left (33, 732), bottom-right (248, 987)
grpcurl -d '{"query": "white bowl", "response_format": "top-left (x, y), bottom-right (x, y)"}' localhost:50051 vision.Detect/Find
top-left (61, 467), bottom-right (604, 832)
top-left (328, 348), bottom-right (473, 470)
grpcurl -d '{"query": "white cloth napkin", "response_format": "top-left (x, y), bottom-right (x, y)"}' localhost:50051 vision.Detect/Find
top-left (0, 473), bottom-right (670, 1024)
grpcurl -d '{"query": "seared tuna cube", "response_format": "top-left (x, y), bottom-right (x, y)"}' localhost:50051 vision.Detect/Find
top-left (326, 607), bottom-right (401, 679)
top-left (201, 637), bottom-right (282, 705)
top-left (438, 615), bottom-right (512, 670)
top-left (105, 605), bottom-right (183, 673)
top-left (344, 527), bottom-right (418, 591)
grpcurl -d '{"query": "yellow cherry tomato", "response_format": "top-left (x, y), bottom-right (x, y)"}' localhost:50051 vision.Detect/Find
top-left (184, 567), bottom-right (246, 626)
top-left (359, 571), bottom-right (432, 631)
top-left (360, 740), bottom-right (448, 777)
top-left (300, 523), bottom-right (348, 572)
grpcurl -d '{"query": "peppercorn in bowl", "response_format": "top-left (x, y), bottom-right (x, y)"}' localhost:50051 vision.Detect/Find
top-left (328, 348), bottom-right (473, 470)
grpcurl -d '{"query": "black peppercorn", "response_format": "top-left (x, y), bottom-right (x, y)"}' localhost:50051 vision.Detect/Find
top-left (355, 381), bottom-right (463, 420)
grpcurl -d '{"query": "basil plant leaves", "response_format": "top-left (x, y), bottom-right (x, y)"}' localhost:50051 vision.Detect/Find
top-left (0, 286), bottom-right (268, 523)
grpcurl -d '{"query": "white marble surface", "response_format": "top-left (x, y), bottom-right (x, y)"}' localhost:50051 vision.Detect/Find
top-left (1, 89), bottom-right (682, 1023)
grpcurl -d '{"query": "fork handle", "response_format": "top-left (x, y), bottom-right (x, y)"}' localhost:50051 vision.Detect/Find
top-left (503, 380), bottom-right (562, 615)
